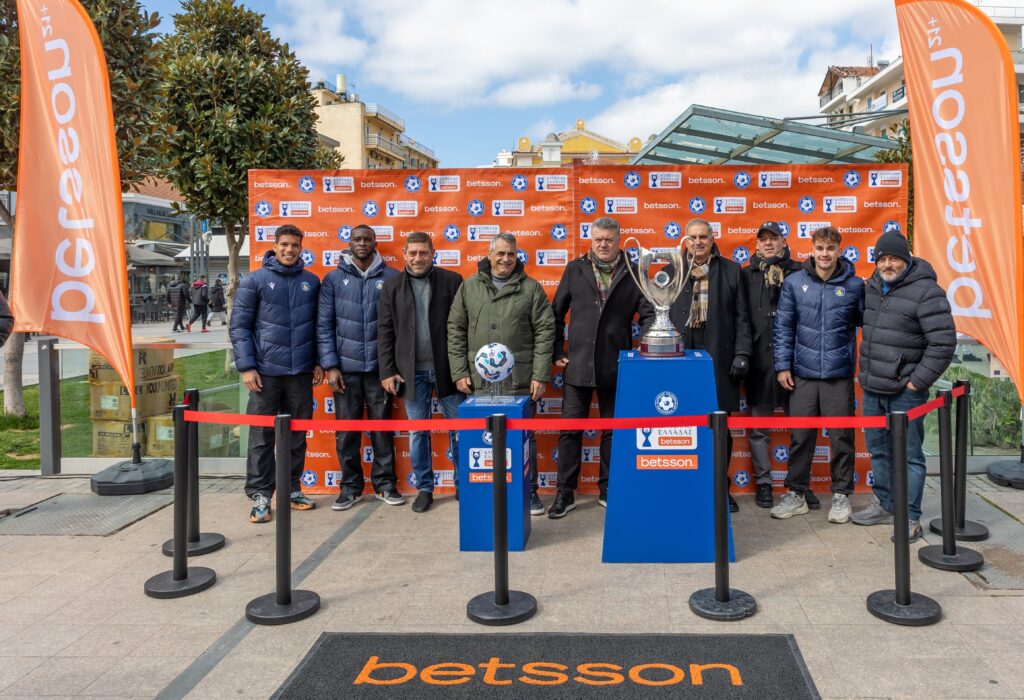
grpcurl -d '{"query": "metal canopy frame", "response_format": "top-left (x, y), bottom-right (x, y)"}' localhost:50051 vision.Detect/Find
top-left (632, 105), bottom-right (895, 166)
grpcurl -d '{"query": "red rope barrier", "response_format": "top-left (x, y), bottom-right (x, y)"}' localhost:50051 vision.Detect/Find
top-left (183, 390), bottom-right (954, 432)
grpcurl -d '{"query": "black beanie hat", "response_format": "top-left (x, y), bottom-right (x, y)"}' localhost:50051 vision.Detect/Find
top-left (874, 231), bottom-right (912, 264)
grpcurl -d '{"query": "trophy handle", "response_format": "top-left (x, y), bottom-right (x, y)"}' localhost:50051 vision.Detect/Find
top-left (623, 236), bottom-right (646, 295)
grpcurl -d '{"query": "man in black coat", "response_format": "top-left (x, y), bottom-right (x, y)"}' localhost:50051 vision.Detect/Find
top-left (669, 219), bottom-right (753, 511)
top-left (851, 232), bottom-right (956, 542)
top-left (166, 274), bottom-right (190, 333)
top-left (378, 232), bottom-right (464, 513)
top-left (742, 221), bottom-right (805, 509)
top-left (548, 217), bottom-right (655, 518)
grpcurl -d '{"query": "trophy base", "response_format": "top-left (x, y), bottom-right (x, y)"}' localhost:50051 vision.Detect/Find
top-left (640, 339), bottom-right (684, 357)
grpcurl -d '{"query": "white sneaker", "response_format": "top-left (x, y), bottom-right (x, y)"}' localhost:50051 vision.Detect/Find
top-left (770, 491), bottom-right (808, 519)
top-left (828, 493), bottom-right (852, 523)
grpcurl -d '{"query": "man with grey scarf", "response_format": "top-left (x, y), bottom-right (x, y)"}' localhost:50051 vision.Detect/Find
top-left (549, 217), bottom-right (655, 518)
top-left (741, 221), bottom-right (807, 510)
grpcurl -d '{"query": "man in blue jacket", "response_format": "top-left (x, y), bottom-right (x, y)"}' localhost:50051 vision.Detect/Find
top-left (318, 225), bottom-right (402, 510)
top-left (230, 224), bottom-right (323, 523)
top-left (771, 226), bottom-right (864, 524)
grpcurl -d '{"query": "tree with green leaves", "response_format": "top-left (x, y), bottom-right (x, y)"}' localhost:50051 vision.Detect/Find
top-left (875, 120), bottom-right (914, 246)
top-left (0, 0), bottom-right (165, 416)
top-left (160, 0), bottom-right (340, 309)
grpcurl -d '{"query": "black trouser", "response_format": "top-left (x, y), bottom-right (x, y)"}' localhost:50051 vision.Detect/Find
top-left (335, 372), bottom-right (397, 496)
top-left (244, 373), bottom-right (313, 499)
top-left (173, 304), bottom-right (188, 331)
top-left (188, 304), bottom-right (208, 329)
top-left (785, 376), bottom-right (855, 495)
top-left (556, 383), bottom-right (615, 494)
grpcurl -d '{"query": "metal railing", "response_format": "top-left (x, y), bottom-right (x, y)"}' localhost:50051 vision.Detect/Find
top-left (364, 133), bottom-right (407, 160)
top-left (400, 134), bottom-right (436, 161)
top-left (364, 103), bottom-right (405, 129)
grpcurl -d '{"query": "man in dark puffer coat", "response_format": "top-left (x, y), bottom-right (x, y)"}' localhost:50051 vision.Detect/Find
top-left (771, 226), bottom-right (864, 524)
top-left (851, 232), bottom-right (956, 541)
top-left (231, 225), bottom-right (323, 523)
top-left (742, 221), bottom-right (803, 509)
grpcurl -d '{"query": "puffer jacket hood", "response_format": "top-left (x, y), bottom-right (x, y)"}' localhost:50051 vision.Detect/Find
top-left (338, 250), bottom-right (385, 276)
top-left (229, 251), bottom-right (321, 376)
top-left (773, 258), bottom-right (865, 379)
top-left (859, 257), bottom-right (956, 395)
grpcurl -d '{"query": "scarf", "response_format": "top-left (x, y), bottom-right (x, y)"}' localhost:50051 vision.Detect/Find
top-left (589, 251), bottom-right (620, 306)
top-left (750, 250), bottom-right (789, 314)
top-left (687, 262), bottom-right (710, 328)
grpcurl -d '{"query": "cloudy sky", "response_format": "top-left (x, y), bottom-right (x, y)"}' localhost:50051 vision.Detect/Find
top-left (143, 0), bottom-right (919, 166)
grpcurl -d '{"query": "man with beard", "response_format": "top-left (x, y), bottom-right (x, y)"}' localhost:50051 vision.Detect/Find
top-left (852, 231), bottom-right (955, 542)
top-left (548, 217), bottom-right (654, 517)
top-left (668, 218), bottom-right (753, 512)
top-left (447, 233), bottom-right (555, 516)
top-left (318, 224), bottom-right (404, 510)
top-left (742, 221), bottom-right (809, 510)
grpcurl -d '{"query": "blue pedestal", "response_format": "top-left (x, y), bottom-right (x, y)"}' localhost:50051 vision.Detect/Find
top-left (603, 350), bottom-right (735, 563)
top-left (458, 396), bottom-right (531, 552)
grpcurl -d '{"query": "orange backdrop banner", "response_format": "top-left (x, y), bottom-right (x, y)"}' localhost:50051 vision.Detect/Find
top-left (11, 0), bottom-right (135, 397)
top-left (249, 164), bottom-right (907, 495)
top-left (897, 0), bottom-right (1024, 401)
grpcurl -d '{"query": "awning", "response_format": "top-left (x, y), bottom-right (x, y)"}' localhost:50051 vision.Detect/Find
top-left (127, 246), bottom-right (179, 266)
top-left (175, 235), bottom-right (249, 259)
top-left (632, 105), bottom-right (895, 166)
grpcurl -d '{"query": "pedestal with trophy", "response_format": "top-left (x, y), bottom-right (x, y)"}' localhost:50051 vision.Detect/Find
top-left (458, 343), bottom-right (532, 552)
top-left (602, 239), bottom-right (735, 563)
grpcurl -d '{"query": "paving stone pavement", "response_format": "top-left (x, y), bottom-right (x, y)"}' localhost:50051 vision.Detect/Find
top-left (0, 474), bottom-right (1022, 698)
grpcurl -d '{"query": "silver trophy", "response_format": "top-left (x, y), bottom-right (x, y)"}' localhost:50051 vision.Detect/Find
top-left (624, 236), bottom-right (694, 356)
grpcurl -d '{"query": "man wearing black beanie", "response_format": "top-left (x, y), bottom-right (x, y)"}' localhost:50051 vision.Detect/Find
top-left (852, 230), bottom-right (956, 542)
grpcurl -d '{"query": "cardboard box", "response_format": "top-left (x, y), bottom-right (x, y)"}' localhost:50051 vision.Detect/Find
top-left (146, 414), bottom-right (175, 457)
top-left (92, 420), bottom-right (148, 458)
top-left (89, 348), bottom-right (174, 383)
top-left (89, 375), bottom-right (180, 421)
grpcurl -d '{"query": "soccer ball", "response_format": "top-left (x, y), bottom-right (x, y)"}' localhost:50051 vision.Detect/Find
top-left (474, 343), bottom-right (515, 383)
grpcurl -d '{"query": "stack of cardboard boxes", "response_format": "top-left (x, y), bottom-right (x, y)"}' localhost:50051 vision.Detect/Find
top-left (89, 349), bottom-right (178, 457)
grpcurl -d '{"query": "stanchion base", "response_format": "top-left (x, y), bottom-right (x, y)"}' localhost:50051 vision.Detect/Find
top-left (246, 589), bottom-right (320, 626)
top-left (987, 460), bottom-right (1024, 490)
top-left (162, 532), bottom-right (226, 557)
top-left (918, 544), bottom-right (984, 572)
top-left (928, 517), bottom-right (989, 542)
top-left (144, 567), bottom-right (216, 599)
top-left (688, 588), bottom-right (757, 622)
top-left (866, 590), bottom-right (942, 626)
top-left (467, 590), bottom-right (537, 626)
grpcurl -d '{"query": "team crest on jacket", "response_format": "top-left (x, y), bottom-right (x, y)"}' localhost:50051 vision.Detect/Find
top-left (376, 280), bottom-right (384, 290)
top-left (301, 281), bottom-right (311, 292)
top-left (835, 288), bottom-right (845, 296)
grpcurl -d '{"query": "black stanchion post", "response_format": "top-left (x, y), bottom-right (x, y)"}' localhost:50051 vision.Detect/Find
top-left (867, 411), bottom-right (941, 625)
top-left (921, 391), bottom-right (983, 571)
top-left (145, 404), bottom-right (216, 598)
top-left (246, 415), bottom-right (320, 625)
top-left (943, 380), bottom-right (989, 541)
top-left (467, 413), bottom-right (537, 625)
top-left (689, 411), bottom-right (756, 621)
top-left (163, 389), bottom-right (225, 557)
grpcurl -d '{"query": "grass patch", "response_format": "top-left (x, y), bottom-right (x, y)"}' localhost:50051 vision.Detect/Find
top-left (0, 349), bottom-right (239, 469)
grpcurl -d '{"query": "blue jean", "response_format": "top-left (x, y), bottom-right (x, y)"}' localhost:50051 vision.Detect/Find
top-left (863, 387), bottom-right (930, 521)
top-left (405, 370), bottom-right (464, 492)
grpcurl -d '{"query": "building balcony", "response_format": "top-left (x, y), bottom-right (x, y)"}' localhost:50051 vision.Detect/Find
top-left (365, 133), bottom-right (406, 161)
top-left (365, 103), bottom-right (405, 131)
top-left (400, 135), bottom-right (436, 162)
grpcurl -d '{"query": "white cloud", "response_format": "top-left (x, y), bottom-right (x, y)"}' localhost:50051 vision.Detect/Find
top-left (272, 0), bottom-right (903, 114)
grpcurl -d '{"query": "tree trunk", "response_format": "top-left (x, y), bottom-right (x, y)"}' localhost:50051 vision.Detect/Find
top-left (223, 218), bottom-right (244, 374)
top-left (0, 199), bottom-right (13, 229)
top-left (3, 333), bottom-right (27, 417)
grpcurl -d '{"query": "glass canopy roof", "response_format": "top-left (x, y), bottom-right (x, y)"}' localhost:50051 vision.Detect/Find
top-left (632, 105), bottom-right (895, 166)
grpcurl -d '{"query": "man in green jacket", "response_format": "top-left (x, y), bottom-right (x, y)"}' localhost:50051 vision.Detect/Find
top-left (447, 232), bottom-right (556, 515)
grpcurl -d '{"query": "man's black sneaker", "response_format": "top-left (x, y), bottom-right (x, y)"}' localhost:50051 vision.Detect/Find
top-left (729, 493), bottom-right (739, 513)
top-left (755, 483), bottom-right (773, 508)
top-left (805, 490), bottom-right (821, 510)
top-left (598, 491), bottom-right (607, 508)
top-left (454, 487), bottom-right (459, 502)
top-left (377, 490), bottom-right (407, 506)
top-left (548, 491), bottom-right (576, 519)
top-left (530, 493), bottom-right (545, 516)
top-left (411, 491), bottom-right (433, 513)
top-left (332, 494), bottom-right (360, 511)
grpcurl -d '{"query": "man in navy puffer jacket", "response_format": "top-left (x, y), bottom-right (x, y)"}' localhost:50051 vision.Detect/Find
top-left (771, 226), bottom-right (864, 525)
top-left (317, 225), bottom-right (402, 510)
top-left (231, 225), bottom-right (323, 523)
